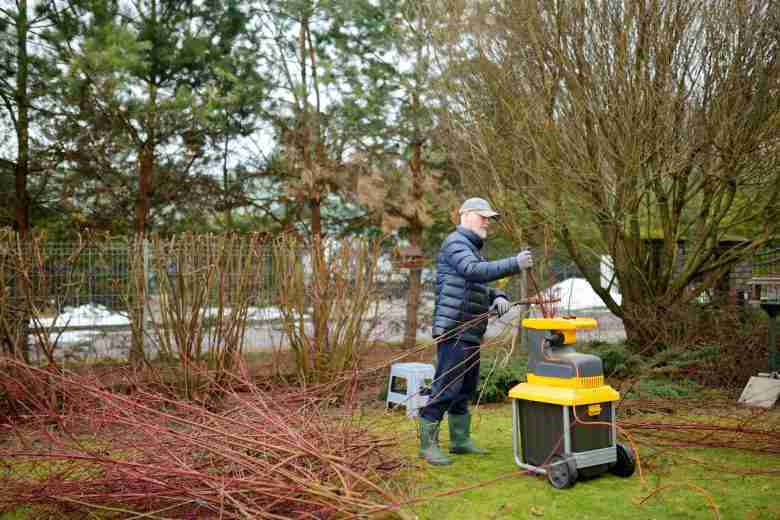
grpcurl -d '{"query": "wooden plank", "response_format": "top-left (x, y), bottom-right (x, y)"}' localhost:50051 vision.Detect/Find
top-left (738, 375), bottom-right (780, 408)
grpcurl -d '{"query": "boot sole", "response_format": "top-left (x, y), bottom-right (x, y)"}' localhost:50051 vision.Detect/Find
top-left (420, 453), bottom-right (452, 465)
top-left (450, 448), bottom-right (488, 455)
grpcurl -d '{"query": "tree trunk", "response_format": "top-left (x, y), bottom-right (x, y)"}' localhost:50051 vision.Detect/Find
top-left (621, 311), bottom-right (657, 355)
top-left (5, 246), bottom-right (31, 363)
top-left (130, 138), bottom-right (154, 367)
top-left (135, 140), bottom-right (153, 235)
top-left (14, 133), bottom-right (30, 240)
top-left (128, 237), bottom-right (147, 367)
top-left (222, 131), bottom-right (233, 229)
top-left (309, 196), bottom-right (326, 361)
top-left (14, 0), bottom-right (30, 239)
top-left (403, 137), bottom-right (424, 349)
top-left (620, 295), bottom-right (673, 355)
top-left (403, 225), bottom-right (423, 350)
top-left (12, 0), bottom-right (31, 362)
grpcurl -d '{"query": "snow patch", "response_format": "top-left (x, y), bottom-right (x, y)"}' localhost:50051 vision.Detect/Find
top-left (543, 277), bottom-right (621, 312)
top-left (34, 304), bottom-right (130, 328)
top-left (42, 330), bottom-right (102, 345)
top-left (246, 306), bottom-right (283, 321)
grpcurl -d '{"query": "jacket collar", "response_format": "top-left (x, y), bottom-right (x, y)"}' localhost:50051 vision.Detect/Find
top-left (456, 226), bottom-right (484, 250)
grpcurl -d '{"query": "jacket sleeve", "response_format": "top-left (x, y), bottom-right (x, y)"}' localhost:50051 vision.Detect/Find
top-left (489, 287), bottom-right (508, 304)
top-left (444, 239), bottom-right (520, 283)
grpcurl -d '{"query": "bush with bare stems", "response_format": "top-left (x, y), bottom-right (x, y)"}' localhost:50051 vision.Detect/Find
top-left (0, 230), bottom-right (94, 365)
top-left (273, 236), bottom-right (385, 385)
top-left (119, 233), bottom-right (270, 398)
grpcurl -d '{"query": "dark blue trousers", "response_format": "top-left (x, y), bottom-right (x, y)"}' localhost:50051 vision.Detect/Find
top-left (420, 336), bottom-right (481, 422)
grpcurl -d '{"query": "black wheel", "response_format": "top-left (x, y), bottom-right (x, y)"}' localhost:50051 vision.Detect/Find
top-left (577, 463), bottom-right (609, 479)
top-left (546, 455), bottom-right (578, 489)
top-left (610, 442), bottom-right (636, 478)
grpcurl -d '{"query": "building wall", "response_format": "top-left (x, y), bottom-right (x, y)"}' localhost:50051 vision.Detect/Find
top-left (729, 259), bottom-right (753, 304)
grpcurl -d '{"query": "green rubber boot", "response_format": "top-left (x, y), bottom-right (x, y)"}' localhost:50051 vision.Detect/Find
top-left (419, 418), bottom-right (452, 465)
top-left (449, 413), bottom-right (488, 455)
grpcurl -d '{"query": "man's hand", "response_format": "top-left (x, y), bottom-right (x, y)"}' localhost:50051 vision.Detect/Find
top-left (516, 250), bottom-right (533, 270)
top-left (490, 297), bottom-right (511, 317)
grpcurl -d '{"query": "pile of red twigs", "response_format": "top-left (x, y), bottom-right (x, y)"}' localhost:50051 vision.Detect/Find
top-left (0, 360), bottom-right (406, 519)
top-left (620, 398), bottom-right (780, 457)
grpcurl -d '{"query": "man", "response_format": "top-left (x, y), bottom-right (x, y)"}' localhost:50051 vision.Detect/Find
top-left (419, 197), bottom-right (533, 465)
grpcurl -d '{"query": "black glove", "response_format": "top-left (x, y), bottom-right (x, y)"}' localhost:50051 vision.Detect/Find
top-left (490, 297), bottom-right (511, 317)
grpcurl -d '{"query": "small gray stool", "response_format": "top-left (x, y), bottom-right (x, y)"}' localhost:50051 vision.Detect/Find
top-left (386, 362), bottom-right (434, 418)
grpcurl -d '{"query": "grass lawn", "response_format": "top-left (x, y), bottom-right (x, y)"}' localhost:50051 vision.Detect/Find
top-left (2, 379), bottom-right (778, 519)
top-left (375, 403), bottom-right (780, 520)
top-left (2, 402), bottom-right (778, 520)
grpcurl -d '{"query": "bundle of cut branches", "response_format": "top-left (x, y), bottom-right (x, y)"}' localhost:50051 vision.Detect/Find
top-left (0, 360), bottom-right (405, 519)
top-left (620, 398), bottom-right (780, 456)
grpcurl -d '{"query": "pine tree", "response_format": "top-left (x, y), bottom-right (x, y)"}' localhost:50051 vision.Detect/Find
top-left (48, 0), bottom-right (263, 234)
top-left (0, 0), bottom-right (61, 237)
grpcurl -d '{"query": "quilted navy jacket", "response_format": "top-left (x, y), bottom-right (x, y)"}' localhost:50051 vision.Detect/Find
top-left (432, 226), bottom-right (520, 344)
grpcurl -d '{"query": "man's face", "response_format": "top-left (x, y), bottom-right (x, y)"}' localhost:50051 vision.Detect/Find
top-left (462, 211), bottom-right (492, 239)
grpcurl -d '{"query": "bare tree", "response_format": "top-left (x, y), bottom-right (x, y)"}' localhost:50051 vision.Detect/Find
top-left (435, 0), bottom-right (780, 348)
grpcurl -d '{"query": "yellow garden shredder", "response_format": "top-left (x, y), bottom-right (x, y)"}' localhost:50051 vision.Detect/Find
top-left (508, 317), bottom-right (636, 488)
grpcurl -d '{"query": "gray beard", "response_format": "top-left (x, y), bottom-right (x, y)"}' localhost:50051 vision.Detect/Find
top-left (476, 228), bottom-right (487, 239)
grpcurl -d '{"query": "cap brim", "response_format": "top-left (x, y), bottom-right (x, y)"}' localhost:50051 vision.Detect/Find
top-left (476, 210), bottom-right (499, 218)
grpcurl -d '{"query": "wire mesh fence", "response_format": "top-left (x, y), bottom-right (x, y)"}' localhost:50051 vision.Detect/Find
top-left (33, 239), bottom-right (280, 313)
top-left (0, 235), bottom-right (276, 362)
top-left (1, 234), bottom-right (591, 364)
top-left (0, 235), bottom-right (440, 363)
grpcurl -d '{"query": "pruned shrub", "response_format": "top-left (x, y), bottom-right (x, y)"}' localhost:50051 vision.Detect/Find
top-left (120, 233), bottom-right (270, 397)
top-left (273, 236), bottom-right (384, 385)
